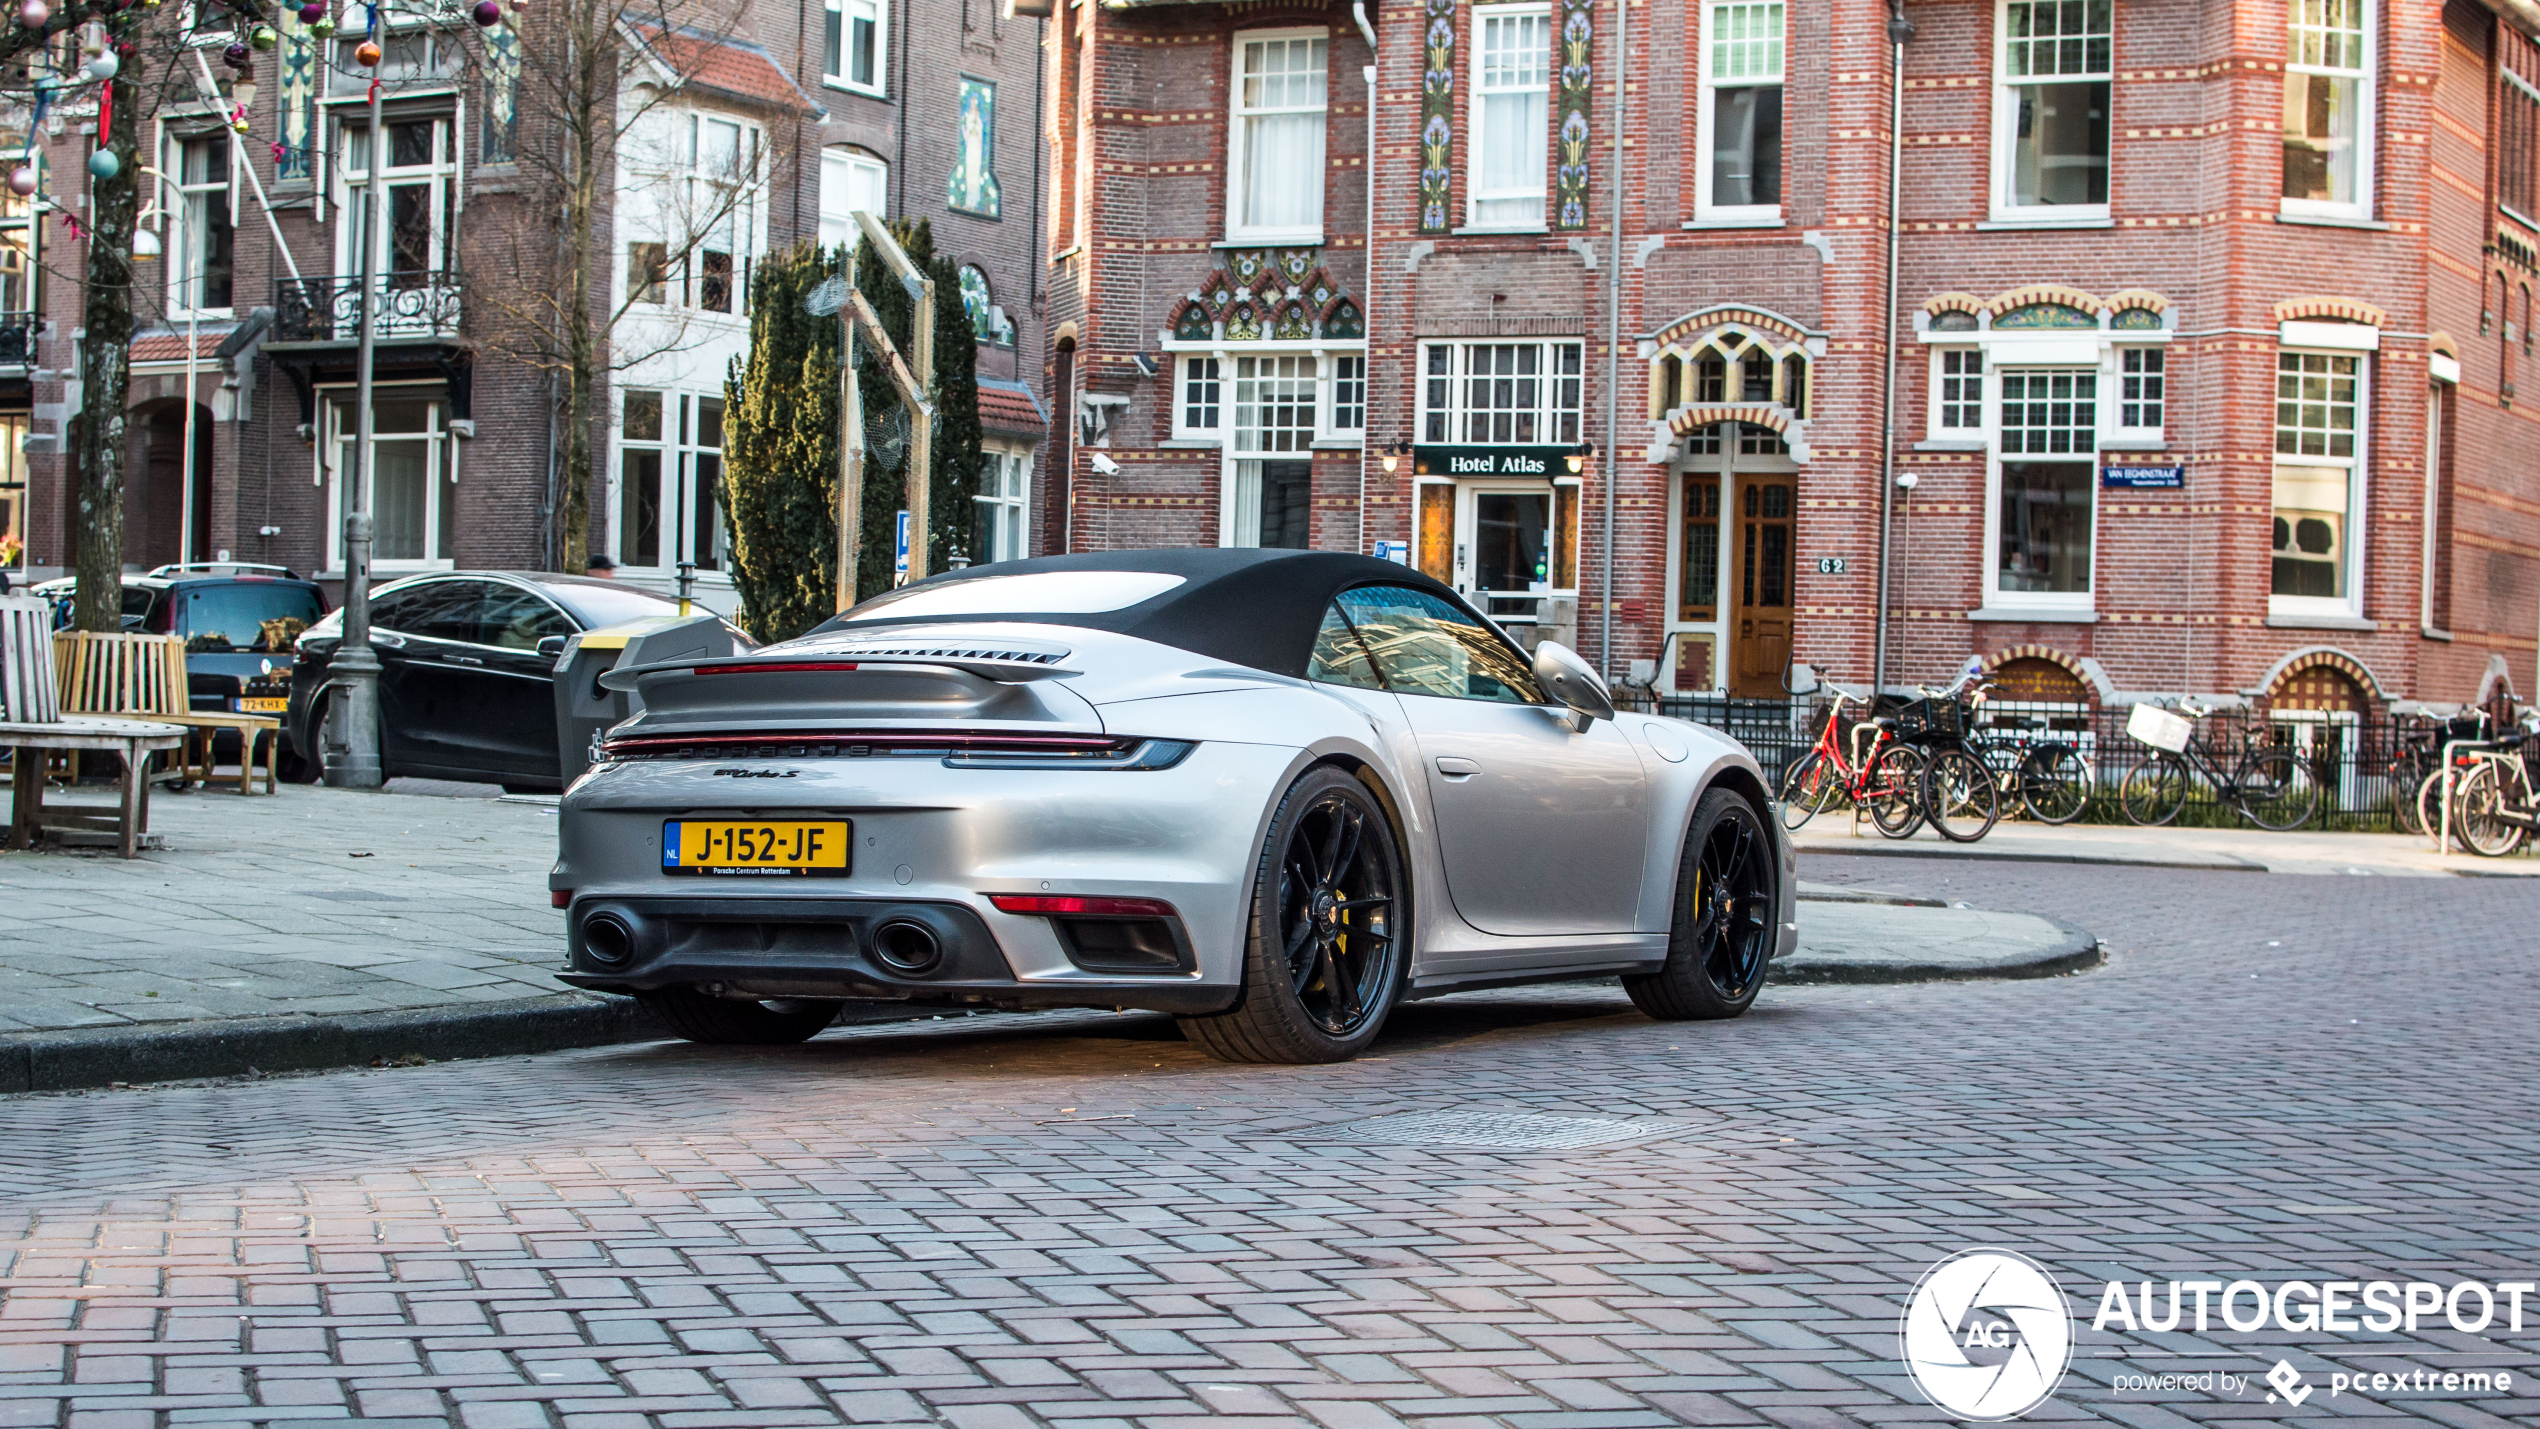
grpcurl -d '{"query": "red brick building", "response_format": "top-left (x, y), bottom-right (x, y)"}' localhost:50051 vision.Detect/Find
top-left (1045, 0), bottom-right (2540, 716)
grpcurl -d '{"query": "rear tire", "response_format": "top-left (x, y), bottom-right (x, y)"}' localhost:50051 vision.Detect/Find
top-left (280, 700), bottom-right (325, 784)
top-left (2454, 763), bottom-right (2530, 856)
top-left (1778, 751), bottom-right (1840, 831)
top-left (2234, 748), bottom-right (2318, 831)
top-left (2019, 744), bottom-right (2090, 824)
top-left (1922, 747), bottom-right (2001, 843)
top-left (639, 987), bottom-right (844, 1045)
top-left (1178, 766), bottom-right (1406, 1065)
top-left (1623, 788), bottom-right (1776, 1021)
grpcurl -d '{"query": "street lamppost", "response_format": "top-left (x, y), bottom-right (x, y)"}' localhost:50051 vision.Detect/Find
top-left (324, 60), bottom-right (388, 788)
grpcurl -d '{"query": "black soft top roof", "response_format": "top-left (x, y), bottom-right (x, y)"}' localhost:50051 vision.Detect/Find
top-left (806, 548), bottom-right (1471, 679)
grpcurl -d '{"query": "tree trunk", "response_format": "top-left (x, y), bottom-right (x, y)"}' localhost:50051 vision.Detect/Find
top-left (66, 68), bottom-right (138, 634)
top-left (556, 41), bottom-right (600, 574)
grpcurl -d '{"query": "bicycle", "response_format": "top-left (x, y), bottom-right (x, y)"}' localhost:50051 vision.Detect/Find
top-left (2116, 700), bottom-right (2319, 831)
top-left (1971, 712), bottom-right (2092, 825)
top-left (2422, 711), bottom-right (2539, 856)
top-left (2388, 711), bottom-right (2488, 836)
top-left (1777, 670), bottom-right (1928, 839)
top-left (1883, 676), bottom-right (2002, 843)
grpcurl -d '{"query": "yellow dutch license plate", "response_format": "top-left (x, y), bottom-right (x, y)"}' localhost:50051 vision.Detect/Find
top-left (661, 820), bottom-right (852, 877)
top-left (234, 696), bottom-right (288, 713)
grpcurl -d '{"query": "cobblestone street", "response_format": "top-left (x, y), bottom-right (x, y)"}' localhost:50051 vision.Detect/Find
top-left (0, 858), bottom-right (2532, 1428)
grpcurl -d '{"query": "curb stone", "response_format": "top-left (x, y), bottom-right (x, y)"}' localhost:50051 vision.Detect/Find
top-left (1770, 912), bottom-right (2104, 986)
top-left (1796, 839), bottom-right (2267, 872)
top-left (0, 994), bottom-right (934, 1095)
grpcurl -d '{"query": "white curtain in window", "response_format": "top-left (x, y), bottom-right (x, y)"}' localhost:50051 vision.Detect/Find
top-left (1238, 37), bottom-right (1326, 232)
top-left (1474, 12), bottom-right (1547, 225)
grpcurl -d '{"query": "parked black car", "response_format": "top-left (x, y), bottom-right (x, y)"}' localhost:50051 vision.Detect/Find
top-left (33, 566), bottom-right (331, 741)
top-left (286, 571), bottom-right (737, 791)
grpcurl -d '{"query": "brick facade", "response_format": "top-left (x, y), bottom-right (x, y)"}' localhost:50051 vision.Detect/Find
top-left (1047, 0), bottom-right (2540, 709)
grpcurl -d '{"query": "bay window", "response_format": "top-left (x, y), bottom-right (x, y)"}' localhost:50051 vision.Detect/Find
top-left (1181, 356), bottom-right (1223, 433)
top-left (1935, 349), bottom-right (1984, 431)
top-left (1470, 7), bottom-right (1549, 227)
top-left (323, 392), bottom-right (456, 570)
top-left (2272, 351), bottom-right (2363, 609)
top-left (1994, 0), bottom-right (2110, 217)
top-left (2117, 347), bottom-right (2164, 433)
top-left (1229, 33), bottom-right (1327, 241)
top-left (1700, 0), bottom-right (1784, 219)
top-left (1229, 355), bottom-right (1316, 548)
top-left (2283, 0), bottom-right (2371, 214)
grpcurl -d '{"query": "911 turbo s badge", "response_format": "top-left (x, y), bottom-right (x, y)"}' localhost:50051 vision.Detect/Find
top-left (709, 768), bottom-right (798, 778)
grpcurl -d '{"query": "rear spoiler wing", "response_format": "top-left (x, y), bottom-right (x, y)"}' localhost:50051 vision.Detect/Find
top-left (598, 648), bottom-right (1078, 691)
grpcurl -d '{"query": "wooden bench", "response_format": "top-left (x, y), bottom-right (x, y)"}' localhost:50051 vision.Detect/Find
top-left (52, 630), bottom-right (283, 795)
top-left (1, 597), bottom-right (186, 858)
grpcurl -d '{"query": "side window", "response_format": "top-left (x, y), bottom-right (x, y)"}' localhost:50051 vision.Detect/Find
top-left (1333, 585), bottom-right (1543, 705)
top-left (474, 586), bottom-right (576, 649)
top-left (384, 580), bottom-right (482, 642)
top-left (1306, 603), bottom-right (1386, 690)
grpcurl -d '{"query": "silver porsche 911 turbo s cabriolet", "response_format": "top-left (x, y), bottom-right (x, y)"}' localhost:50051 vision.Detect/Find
top-left (552, 549), bottom-right (1794, 1063)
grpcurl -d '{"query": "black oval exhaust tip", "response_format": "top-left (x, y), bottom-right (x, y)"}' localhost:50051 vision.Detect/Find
top-left (582, 913), bottom-right (637, 966)
top-left (872, 919), bottom-right (943, 974)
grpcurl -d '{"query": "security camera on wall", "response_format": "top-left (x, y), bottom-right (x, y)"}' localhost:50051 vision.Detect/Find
top-left (1090, 453), bottom-right (1121, 476)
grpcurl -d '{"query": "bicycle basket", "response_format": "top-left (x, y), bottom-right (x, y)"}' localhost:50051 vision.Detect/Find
top-left (1891, 696), bottom-right (1966, 741)
top-left (2126, 703), bottom-right (2193, 753)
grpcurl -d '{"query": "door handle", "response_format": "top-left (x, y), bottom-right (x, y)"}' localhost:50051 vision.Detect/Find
top-left (1434, 756), bottom-right (1481, 779)
top-left (369, 631), bottom-right (406, 649)
top-left (442, 653), bottom-right (484, 666)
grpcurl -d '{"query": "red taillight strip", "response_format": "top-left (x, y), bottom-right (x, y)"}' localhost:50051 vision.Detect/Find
top-left (601, 729), bottom-right (1123, 753)
top-left (988, 894), bottom-right (1180, 918)
top-left (693, 661), bottom-right (861, 675)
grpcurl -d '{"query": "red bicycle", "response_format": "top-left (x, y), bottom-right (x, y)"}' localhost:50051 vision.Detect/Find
top-left (1777, 667), bottom-right (1929, 838)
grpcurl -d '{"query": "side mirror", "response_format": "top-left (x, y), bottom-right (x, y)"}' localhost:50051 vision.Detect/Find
top-left (1785, 660), bottom-right (1820, 696)
top-left (1532, 640), bottom-right (1617, 730)
top-left (537, 634), bottom-right (570, 660)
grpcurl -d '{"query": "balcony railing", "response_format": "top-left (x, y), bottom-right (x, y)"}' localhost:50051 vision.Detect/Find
top-left (0, 310), bottom-right (32, 366)
top-left (273, 274), bottom-right (464, 343)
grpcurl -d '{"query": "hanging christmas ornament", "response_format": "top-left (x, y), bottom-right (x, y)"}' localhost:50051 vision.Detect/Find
top-left (220, 39), bottom-right (248, 67)
top-left (249, 21), bottom-right (275, 46)
top-left (306, 13), bottom-right (331, 32)
top-left (296, 0), bottom-right (320, 17)
top-left (6, 167), bottom-right (34, 197)
top-left (86, 148), bottom-right (117, 178)
top-left (353, 37), bottom-right (379, 63)
top-left (83, 49), bottom-right (115, 79)
top-left (15, 0), bottom-right (44, 26)
top-left (469, 0), bottom-right (496, 23)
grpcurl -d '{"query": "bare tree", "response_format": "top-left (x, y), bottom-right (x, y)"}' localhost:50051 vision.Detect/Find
top-left (0, 0), bottom-right (279, 629)
top-left (466, 0), bottom-right (793, 572)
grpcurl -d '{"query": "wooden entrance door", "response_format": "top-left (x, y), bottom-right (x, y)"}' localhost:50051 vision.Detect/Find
top-left (1730, 477), bottom-right (1793, 697)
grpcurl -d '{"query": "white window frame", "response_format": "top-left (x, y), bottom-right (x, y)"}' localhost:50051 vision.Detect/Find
top-left (623, 108), bottom-right (765, 319)
top-left (1416, 339), bottom-right (1586, 446)
top-left (2115, 346), bottom-right (2165, 437)
top-left (2270, 348), bottom-right (2369, 621)
top-left (819, 146), bottom-right (888, 251)
top-left (1695, 0), bottom-right (1785, 224)
top-left (611, 388), bottom-right (731, 575)
top-left (1176, 355), bottom-right (1224, 438)
top-left (1332, 354), bottom-right (1367, 430)
top-left (823, 0), bottom-right (888, 96)
top-left (1981, 364), bottom-right (2101, 614)
top-left (1990, 0), bottom-right (2112, 223)
top-left (163, 130), bottom-right (237, 319)
top-left (2281, 0), bottom-right (2374, 219)
top-left (1467, 4), bottom-right (1550, 231)
top-left (974, 443), bottom-right (1032, 564)
top-left (333, 114), bottom-right (456, 285)
top-left (1930, 347), bottom-right (1984, 434)
top-left (2421, 379), bottom-right (2445, 634)
top-left (1225, 29), bottom-right (1329, 245)
top-left (318, 386), bottom-right (457, 574)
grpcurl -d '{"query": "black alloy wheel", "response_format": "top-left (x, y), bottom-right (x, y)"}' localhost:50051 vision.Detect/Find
top-left (1625, 787), bottom-right (1776, 1020)
top-left (1180, 766), bottom-right (1406, 1064)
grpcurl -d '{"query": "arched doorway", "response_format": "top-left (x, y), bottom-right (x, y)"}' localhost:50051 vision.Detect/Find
top-left (123, 398), bottom-right (214, 570)
top-left (2267, 658), bottom-right (2370, 814)
top-left (1663, 421), bottom-right (1796, 697)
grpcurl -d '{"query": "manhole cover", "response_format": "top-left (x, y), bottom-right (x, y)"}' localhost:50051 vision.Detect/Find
top-left (1315, 1110), bottom-right (1687, 1150)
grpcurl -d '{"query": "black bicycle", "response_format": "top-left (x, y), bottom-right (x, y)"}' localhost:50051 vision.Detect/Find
top-left (1975, 735), bottom-right (2093, 824)
top-left (1885, 678), bottom-right (2002, 843)
top-left (2117, 699), bottom-right (2319, 831)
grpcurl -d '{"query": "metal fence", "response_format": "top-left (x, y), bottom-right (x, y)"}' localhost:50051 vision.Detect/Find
top-left (1616, 688), bottom-right (2533, 838)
